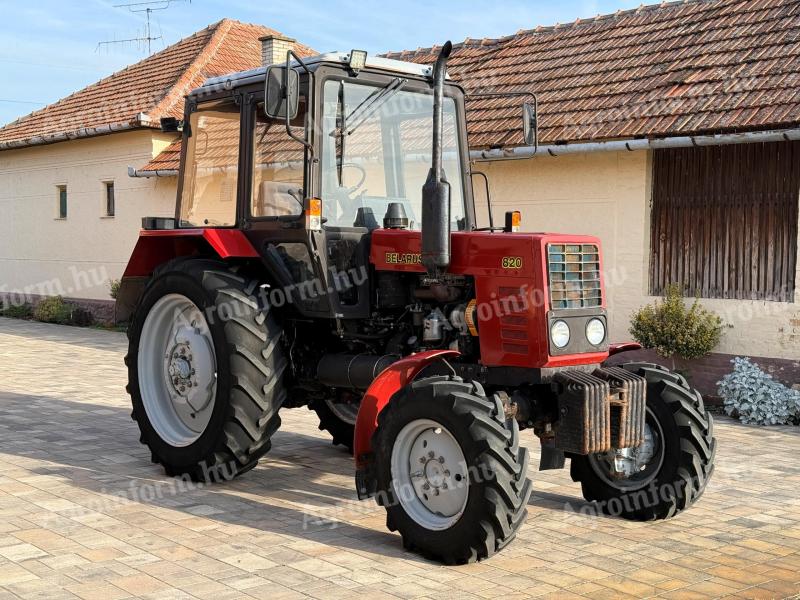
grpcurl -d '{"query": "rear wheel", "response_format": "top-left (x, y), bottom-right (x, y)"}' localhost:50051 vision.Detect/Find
top-left (126, 259), bottom-right (286, 482)
top-left (373, 377), bottom-right (532, 564)
top-left (570, 362), bottom-right (716, 520)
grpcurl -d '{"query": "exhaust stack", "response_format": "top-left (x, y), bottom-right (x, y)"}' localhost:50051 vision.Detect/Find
top-left (421, 41), bottom-right (453, 279)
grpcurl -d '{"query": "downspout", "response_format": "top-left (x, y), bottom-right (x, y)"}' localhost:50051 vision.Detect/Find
top-left (470, 128), bottom-right (800, 161)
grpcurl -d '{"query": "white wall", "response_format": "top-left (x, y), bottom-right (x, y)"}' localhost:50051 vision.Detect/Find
top-left (476, 150), bottom-right (800, 360)
top-left (0, 130), bottom-right (178, 301)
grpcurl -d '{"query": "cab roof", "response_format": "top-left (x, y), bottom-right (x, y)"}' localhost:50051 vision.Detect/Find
top-left (192, 52), bottom-right (441, 98)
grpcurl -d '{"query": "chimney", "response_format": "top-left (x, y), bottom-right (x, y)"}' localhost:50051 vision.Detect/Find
top-left (259, 34), bottom-right (296, 66)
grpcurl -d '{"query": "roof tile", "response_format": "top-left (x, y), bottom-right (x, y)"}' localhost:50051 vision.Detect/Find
top-left (0, 19), bottom-right (314, 149)
top-left (384, 0), bottom-right (800, 147)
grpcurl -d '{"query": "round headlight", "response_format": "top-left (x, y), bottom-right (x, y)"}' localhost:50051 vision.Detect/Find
top-left (586, 318), bottom-right (606, 346)
top-left (550, 320), bottom-right (570, 349)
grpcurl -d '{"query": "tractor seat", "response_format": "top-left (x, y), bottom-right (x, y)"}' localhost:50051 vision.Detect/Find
top-left (255, 181), bottom-right (304, 217)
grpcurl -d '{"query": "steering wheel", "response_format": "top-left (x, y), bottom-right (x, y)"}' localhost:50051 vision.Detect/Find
top-left (340, 163), bottom-right (367, 195)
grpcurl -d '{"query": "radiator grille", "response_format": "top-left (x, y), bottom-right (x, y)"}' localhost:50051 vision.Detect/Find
top-left (547, 243), bottom-right (602, 309)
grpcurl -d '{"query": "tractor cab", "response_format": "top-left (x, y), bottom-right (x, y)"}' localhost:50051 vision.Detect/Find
top-left (161, 49), bottom-right (485, 322)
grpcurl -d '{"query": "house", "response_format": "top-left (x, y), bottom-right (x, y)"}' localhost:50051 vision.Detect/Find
top-left (0, 1), bottom-right (797, 391)
top-left (0, 19), bottom-right (312, 318)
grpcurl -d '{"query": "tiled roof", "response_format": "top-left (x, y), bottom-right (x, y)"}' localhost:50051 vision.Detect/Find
top-left (0, 19), bottom-right (314, 150)
top-left (384, 0), bottom-right (800, 148)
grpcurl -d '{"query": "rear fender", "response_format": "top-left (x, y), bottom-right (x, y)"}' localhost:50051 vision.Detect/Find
top-left (354, 350), bottom-right (459, 494)
top-left (122, 229), bottom-right (258, 278)
top-left (115, 229), bottom-right (259, 323)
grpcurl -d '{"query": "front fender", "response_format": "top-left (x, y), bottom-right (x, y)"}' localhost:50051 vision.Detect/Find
top-left (353, 350), bottom-right (459, 472)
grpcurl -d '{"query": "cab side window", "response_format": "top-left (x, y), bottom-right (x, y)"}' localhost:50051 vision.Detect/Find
top-left (179, 101), bottom-right (241, 227)
top-left (251, 104), bottom-right (306, 218)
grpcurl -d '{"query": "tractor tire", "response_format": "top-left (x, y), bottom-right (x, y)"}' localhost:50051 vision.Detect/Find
top-left (309, 396), bottom-right (358, 454)
top-left (570, 362), bottom-right (716, 520)
top-left (126, 258), bottom-right (287, 482)
top-left (373, 376), bottom-right (532, 564)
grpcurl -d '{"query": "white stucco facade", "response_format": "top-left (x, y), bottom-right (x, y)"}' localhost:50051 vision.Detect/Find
top-left (0, 130), bottom-right (178, 301)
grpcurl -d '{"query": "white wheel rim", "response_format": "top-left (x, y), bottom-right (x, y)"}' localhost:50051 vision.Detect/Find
top-left (138, 294), bottom-right (217, 447)
top-left (390, 419), bottom-right (469, 530)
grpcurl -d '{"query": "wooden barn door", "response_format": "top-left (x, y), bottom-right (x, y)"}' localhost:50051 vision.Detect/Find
top-left (650, 141), bottom-right (800, 302)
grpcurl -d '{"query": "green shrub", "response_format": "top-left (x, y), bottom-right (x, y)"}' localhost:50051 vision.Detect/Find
top-left (33, 296), bottom-right (73, 324)
top-left (0, 303), bottom-right (34, 319)
top-left (109, 279), bottom-right (121, 300)
top-left (630, 284), bottom-right (723, 361)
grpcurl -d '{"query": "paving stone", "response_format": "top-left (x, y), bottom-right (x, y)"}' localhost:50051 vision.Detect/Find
top-left (1, 317), bottom-right (799, 599)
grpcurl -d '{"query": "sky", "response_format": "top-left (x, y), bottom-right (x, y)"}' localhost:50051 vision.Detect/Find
top-left (0, 0), bottom-right (642, 126)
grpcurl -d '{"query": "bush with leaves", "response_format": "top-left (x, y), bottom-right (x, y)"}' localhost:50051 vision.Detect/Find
top-left (109, 279), bottom-right (121, 300)
top-left (33, 296), bottom-right (74, 324)
top-left (0, 303), bottom-right (34, 319)
top-left (718, 357), bottom-right (800, 425)
top-left (630, 284), bottom-right (723, 362)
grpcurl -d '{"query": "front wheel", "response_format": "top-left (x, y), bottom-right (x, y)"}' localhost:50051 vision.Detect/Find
top-left (571, 362), bottom-right (716, 520)
top-left (373, 377), bottom-right (532, 564)
top-left (309, 392), bottom-right (360, 454)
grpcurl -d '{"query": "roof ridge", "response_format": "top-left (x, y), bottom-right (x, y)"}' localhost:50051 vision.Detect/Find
top-left (0, 20), bottom-right (225, 132)
top-left (384, 0), bottom-right (720, 58)
top-left (514, 0), bottom-right (716, 35)
top-left (148, 18), bottom-right (237, 118)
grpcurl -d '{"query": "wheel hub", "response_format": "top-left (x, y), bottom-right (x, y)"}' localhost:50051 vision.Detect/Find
top-left (588, 407), bottom-right (665, 488)
top-left (609, 422), bottom-right (658, 478)
top-left (139, 294), bottom-right (218, 447)
top-left (391, 419), bottom-right (469, 530)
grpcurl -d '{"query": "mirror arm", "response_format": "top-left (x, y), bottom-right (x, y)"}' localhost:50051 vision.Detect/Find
top-left (470, 171), bottom-right (493, 230)
top-left (284, 49), bottom-right (315, 158)
top-left (467, 90), bottom-right (538, 157)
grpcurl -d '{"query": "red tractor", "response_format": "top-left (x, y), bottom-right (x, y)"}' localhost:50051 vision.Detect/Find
top-left (118, 42), bottom-right (716, 564)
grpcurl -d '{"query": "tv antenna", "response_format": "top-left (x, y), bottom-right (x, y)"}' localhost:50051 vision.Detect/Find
top-left (97, 0), bottom-right (191, 55)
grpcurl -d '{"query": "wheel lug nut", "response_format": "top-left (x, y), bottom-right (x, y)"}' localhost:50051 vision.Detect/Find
top-left (419, 457), bottom-right (426, 463)
top-left (438, 456), bottom-right (445, 464)
top-left (442, 483), bottom-right (448, 490)
top-left (428, 451), bottom-right (434, 458)
top-left (433, 488), bottom-right (440, 496)
top-left (422, 483), bottom-right (430, 490)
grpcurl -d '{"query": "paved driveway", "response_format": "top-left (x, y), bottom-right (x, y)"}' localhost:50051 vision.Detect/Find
top-left (0, 317), bottom-right (799, 600)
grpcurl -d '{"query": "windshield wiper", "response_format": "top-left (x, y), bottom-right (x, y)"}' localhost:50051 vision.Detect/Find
top-left (344, 77), bottom-right (406, 136)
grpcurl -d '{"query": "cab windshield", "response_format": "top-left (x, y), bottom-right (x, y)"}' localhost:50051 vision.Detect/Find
top-left (320, 78), bottom-right (466, 230)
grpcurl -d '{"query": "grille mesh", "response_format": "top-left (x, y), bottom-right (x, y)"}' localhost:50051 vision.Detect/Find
top-left (547, 243), bottom-right (602, 309)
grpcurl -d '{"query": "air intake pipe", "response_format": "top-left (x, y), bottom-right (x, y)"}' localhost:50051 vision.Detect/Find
top-left (421, 41), bottom-right (453, 280)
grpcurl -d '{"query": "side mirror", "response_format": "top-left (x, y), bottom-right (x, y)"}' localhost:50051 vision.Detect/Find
top-left (265, 66), bottom-right (299, 120)
top-left (523, 100), bottom-right (538, 148)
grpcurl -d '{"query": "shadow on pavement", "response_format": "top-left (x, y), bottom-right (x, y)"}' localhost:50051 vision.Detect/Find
top-left (0, 389), bottom-right (593, 561)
